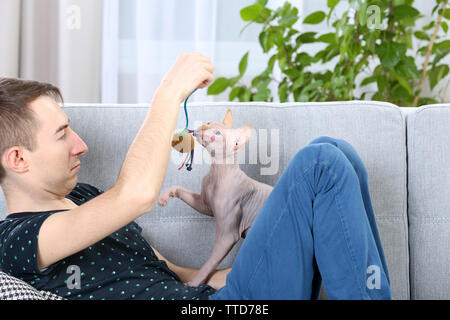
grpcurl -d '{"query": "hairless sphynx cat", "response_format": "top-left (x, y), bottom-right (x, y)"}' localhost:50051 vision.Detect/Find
top-left (158, 109), bottom-right (273, 287)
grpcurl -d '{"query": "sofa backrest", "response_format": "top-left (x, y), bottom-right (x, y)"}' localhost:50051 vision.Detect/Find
top-left (406, 104), bottom-right (450, 299)
top-left (0, 101), bottom-right (412, 299)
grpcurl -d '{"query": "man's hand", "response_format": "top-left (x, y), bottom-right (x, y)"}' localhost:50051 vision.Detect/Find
top-left (157, 52), bottom-right (215, 105)
top-left (152, 246), bottom-right (230, 291)
top-left (206, 267), bottom-right (231, 291)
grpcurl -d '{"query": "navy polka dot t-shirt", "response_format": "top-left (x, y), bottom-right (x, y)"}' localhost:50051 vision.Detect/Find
top-left (0, 183), bottom-right (216, 300)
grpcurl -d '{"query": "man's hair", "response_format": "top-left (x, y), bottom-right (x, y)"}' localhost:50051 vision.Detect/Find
top-left (0, 78), bottom-right (64, 184)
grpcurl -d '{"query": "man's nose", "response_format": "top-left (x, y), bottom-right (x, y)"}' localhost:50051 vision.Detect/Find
top-left (71, 131), bottom-right (88, 156)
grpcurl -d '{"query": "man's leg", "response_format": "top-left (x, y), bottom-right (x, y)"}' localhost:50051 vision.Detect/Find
top-left (208, 136), bottom-right (391, 300)
top-left (308, 136), bottom-right (390, 284)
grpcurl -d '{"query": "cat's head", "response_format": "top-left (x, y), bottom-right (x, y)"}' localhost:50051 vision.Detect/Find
top-left (194, 109), bottom-right (252, 158)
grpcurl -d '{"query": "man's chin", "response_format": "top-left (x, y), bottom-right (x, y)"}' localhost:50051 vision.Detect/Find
top-left (66, 176), bottom-right (78, 191)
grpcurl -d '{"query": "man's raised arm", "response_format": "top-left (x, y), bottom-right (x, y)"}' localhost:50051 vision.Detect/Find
top-left (37, 53), bottom-right (214, 269)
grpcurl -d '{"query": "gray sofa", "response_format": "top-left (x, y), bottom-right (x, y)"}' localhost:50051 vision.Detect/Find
top-left (1, 101), bottom-right (449, 300)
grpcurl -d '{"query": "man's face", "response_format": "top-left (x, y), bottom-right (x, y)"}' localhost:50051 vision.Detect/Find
top-left (26, 96), bottom-right (88, 194)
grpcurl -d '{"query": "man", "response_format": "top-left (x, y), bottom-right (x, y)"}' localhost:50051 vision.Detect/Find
top-left (0, 53), bottom-right (392, 300)
top-left (0, 53), bottom-right (225, 300)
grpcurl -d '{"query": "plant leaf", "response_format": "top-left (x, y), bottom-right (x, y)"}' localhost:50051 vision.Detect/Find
top-left (207, 77), bottom-right (230, 95)
top-left (280, 14), bottom-right (299, 27)
top-left (440, 8), bottom-right (450, 20)
top-left (414, 31), bottom-right (429, 40)
top-left (375, 42), bottom-right (406, 69)
top-left (441, 21), bottom-right (448, 33)
top-left (239, 52), bottom-right (249, 76)
top-left (391, 84), bottom-right (411, 100)
top-left (256, 0), bottom-right (268, 6)
top-left (327, 0), bottom-right (339, 23)
top-left (297, 32), bottom-right (317, 43)
top-left (317, 32), bottom-right (336, 44)
top-left (396, 58), bottom-right (420, 79)
top-left (361, 75), bottom-right (377, 86)
top-left (229, 87), bottom-right (242, 101)
top-left (393, 5), bottom-right (420, 20)
top-left (428, 64), bottom-right (450, 90)
top-left (303, 11), bottom-right (326, 24)
top-left (240, 3), bottom-right (263, 22)
top-left (377, 75), bottom-right (388, 91)
top-left (327, 0), bottom-right (339, 9)
top-left (392, 71), bottom-right (413, 95)
top-left (435, 40), bottom-right (450, 51)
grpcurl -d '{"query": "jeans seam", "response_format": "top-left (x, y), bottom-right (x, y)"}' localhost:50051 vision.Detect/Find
top-left (301, 152), bottom-right (368, 298)
top-left (325, 164), bottom-right (368, 298)
top-left (314, 143), bottom-right (369, 298)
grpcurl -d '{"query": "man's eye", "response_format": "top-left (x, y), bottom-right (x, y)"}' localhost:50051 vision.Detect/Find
top-left (59, 133), bottom-right (66, 140)
top-left (215, 131), bottom-right (221, 136)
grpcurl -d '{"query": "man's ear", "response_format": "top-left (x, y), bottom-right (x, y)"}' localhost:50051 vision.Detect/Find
top-left (233, 125), bottom-right (252, 150)
top-left (222, 109), bottom-right (233, 128)
top-left (4, 147), bottom-right (29, 174)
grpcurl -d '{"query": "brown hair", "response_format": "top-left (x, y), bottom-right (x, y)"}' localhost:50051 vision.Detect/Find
top-left (0, 78), bottom-right (64, 184)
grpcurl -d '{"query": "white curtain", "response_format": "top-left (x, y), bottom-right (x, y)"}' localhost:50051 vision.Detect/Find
top-left (0, 0), bottom-right (103, 103)
top-left (0, 0), bottom-right (21, 78)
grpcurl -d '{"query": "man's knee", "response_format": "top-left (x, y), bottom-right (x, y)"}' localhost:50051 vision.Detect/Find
top-left (310, 136), bottom-right (368, 182)
top-left (309, 135), bottom-right (339, 147)
top-left (290, 142), bottom-right (343, 173)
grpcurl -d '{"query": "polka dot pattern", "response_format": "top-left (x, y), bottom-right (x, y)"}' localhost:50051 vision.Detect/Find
top-left (0, 183), bottom-right (216, 300)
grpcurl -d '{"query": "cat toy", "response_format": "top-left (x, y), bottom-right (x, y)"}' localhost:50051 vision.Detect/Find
top-left (171, 89), bottom-right (197, 171)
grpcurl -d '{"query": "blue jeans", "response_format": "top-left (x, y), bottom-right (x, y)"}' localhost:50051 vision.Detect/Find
top-left (208, 136), bottom-right (391, 300)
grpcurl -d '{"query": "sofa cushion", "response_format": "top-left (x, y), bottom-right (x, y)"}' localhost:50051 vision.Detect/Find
top-left (0, 271), bottom-right (64, 300)
top-left (407, 104), bottom-right (450, 299)
top-left (0, 101), bottom-right (409, 299)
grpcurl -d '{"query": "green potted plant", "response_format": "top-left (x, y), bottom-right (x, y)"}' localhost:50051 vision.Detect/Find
top-left (207, 0), bottom-right (450, 107)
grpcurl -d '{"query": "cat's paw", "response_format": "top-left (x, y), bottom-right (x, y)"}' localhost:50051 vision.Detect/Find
top-left (158, 187), bottom-right (179, 206)
top-left (158, 194), bottom-right (169, 206)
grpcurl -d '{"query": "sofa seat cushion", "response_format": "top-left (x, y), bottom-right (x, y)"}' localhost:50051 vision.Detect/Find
top-left (407, 104), bottom-right (450, 299)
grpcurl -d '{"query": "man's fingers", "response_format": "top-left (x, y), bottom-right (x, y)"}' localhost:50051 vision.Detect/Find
top-left (201, 61), bottom-right (215, 74)
top-left (198, 72), bottom-right (214, 89)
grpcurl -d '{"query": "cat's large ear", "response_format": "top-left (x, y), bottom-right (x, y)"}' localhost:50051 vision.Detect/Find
top-left (222, 109), bottom-right (233, 128)
top-left (233, 125), bottom-right (252, 150)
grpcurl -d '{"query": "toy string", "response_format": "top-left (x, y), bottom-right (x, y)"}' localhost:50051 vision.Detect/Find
top-left (178, 89), bottom-right (197, 139)
top-left (177, 89), bottom-right (197, 171)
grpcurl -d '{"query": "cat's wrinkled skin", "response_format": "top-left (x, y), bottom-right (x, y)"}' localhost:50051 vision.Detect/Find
top-left (158, 109), bottom-right (273, 287)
